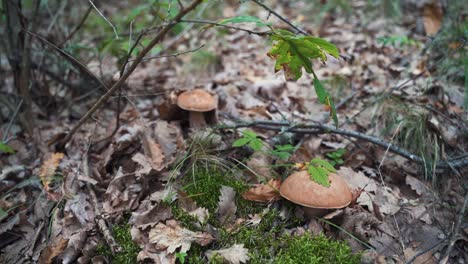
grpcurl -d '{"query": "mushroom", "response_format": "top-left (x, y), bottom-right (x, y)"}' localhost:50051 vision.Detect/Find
top-left (176, 89), bottom-right (217, 128)
top-left (279, 170), bottom-right (352, 217)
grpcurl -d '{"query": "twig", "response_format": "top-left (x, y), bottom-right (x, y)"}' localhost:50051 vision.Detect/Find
top-left (219, 118), bottom-right (468, 170)
top-left (81, 129), bottom-right (121, 254)
top-left (251, 0), bottom-right (308, 35)
top-left (439, 190), bottom-right (468, 264)
top-left (377, 122), bottom-right (403, 186)
top-left (83, 155), bottom-right (121, 254)
top-left (2, 99), bottom-right (23, 143)
top-left (135, 44), bottom-right (205, 62)
top-left (405, 236), bottom-right (448, 264)
top-left (88, 0), bottom-right (119, 39)
top-left (179, 19), bottom-right (272, 36)
top-left (56, 0), bottom-right (204, 150)
top-left (58, 5), bottom-right (93, 47)
top-left (24, 30), bottom-right (108, 92)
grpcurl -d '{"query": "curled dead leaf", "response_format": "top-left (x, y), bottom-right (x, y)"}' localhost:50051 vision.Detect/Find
top-left (39, 152), bottom-right (64, 191)
top-left (242, 179), bottom-right (281, 202)
top-left (423, 3), bottom-right (443, 35)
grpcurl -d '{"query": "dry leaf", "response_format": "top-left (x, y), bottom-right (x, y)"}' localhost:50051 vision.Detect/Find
top-left (374, 187), bottom-right (401, 215)
top-left (130, 200), bottom-right (173, 229)
top-left (205, 244), bottom-right (250, 264)
top-left (404, 247), bottom-right (437, 264)
top-left (141, 128), bottom-right (165, 171)
top-left (39, 152), bottom-right (64, 190)
top-left (217, 186), bottom-right (237, 224)
top-left (242, 179), bottom-right (281, 202)
top-left (132, 152), bottom-right (153, 177)
top-left (423, 3), bottom-right (443, 35)
top-left (246, 152), bottom-right (272, 180)
top-left (38, 237), bottom-right (69, 264)
top-left (405, 175), bottom-right (428, 196)
top-left (149, 220), bottom-right (213, 254)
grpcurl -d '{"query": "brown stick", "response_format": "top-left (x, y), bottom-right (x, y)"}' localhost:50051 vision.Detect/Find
top-left (55, 0), bottom-right (204, 151)
top-left (58, 5), bottom-right (93, 47)
top-left (220, 118), bottom-right (468, 170)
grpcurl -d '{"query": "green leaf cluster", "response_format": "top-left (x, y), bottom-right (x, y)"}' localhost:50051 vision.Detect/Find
top-left (325, 148), bottom-right (345, 166)
top-left (307, 158), bottom-right (336, 187)
top-left (267, 29), bottom-right (339, 81)
top-left (0, 141), bottom-right (15, 154)
top-left (265, 29), bottom-right (340, 126)
top-left (232, 130), bottom-right (263, 151)
top-left (377, 35), bottom-right (421, 48)
top-left (269, 144), bottom-right (294, 160)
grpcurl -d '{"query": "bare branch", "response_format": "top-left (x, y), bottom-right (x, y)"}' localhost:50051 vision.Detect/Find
top-left (88, 0), bottom-right (119, 39)
top-left (179, 19), bottom-right (272, 36)
top-left (251, 0), bottom-right (308, 35)
top-left (135, 44), bottom-right (205, 62)
top-left (219, 118), bottom-right (468, 170)
top-left (59, 5), bottom-right (93, 47)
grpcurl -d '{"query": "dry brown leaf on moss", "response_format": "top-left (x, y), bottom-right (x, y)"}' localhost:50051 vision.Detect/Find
top-left (149, 220), bottom-right (213, 254)
top-left (216, 186), bottom-right (237, 224)
top-left (205, 244), bottom-right (250, 264)
top-left (242, 179), bottom-right (281, 203)
top-left (39, 152), bottom-right (64, 190)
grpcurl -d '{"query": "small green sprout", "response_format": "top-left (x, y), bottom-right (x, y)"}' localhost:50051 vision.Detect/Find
top-left (232, 130), bottom-right (263, 151)
top-left (175, 252), bottom-right (188, 264)
top-left (325, 148), bottom-right (345, 166)
top-left (0, 141), bottom-right (15, 154)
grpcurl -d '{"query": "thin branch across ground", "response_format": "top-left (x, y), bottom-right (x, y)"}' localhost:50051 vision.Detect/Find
top-left (220, 118), bottom-right (468, 170)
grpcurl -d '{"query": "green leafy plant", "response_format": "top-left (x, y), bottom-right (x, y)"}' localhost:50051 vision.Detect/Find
top-left (0, 141), bottom-right (15, 154)
top-left (217, 16), bottom-right (340, 126)
top-left (232, 130), bottom-right (336, 187)
top-left (325, 148), bottom-right (345, 167)
top-left (269, 144), bottom-right (295, 160)
top-left (175, 252), bottom-right (188, 264)
top-left (306, 158), bottom-right (336, 187)
top-left (232, 130), bottom-right (264, 152)
top-left (268, 29), bottom-right (340, 126)
top-left (377, 35), bottom-right (421, 48)
top-left (232, 130), bottom-right (294, 160)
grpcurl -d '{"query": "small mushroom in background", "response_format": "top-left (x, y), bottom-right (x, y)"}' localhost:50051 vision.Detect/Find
top-left (279, 170), bottom-right (353, 217)
top-left (176, 89), bottom-right (218, 128)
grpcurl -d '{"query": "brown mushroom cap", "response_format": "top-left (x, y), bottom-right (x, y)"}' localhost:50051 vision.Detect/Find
top-left (279, 170), bottom-right (352, 209)
top-left (177, 89), bottom-right (217, 112)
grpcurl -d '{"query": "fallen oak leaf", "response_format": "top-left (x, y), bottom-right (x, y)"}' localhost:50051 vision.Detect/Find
top-left (149, 220), bottom-right (213, 254)
top-left (216, 186), bottom-right (237, 224)
top-left (242, 179), bottom-right (281, 202)
top-left (205, 244), bottom-right (250, 264)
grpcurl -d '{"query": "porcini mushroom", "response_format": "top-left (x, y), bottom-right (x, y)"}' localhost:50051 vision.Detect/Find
top-left (176, 89), bottom-right (217, 128)
top-left (279, 170), bottom-right (352, 217)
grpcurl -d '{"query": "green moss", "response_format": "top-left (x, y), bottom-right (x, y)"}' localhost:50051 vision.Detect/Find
top-left (173, 164), bottom-right (360, 263)
top-left (95, 221), bottom-right (140, 264)
top-left (181, 166), bottom-right (255, 223)
top-left (275, 234), bottom-right (360, 264)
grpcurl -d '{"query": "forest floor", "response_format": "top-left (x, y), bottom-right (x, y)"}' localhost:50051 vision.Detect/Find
top-left (0, 1), bottom-right (467, 263)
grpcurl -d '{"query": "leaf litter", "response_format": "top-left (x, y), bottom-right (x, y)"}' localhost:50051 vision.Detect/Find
top-left (1, 0), bottom-right (466, 263)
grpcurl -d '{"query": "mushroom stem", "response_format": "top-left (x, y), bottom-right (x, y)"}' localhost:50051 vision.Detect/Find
top-left (189, 111), bottom-right (207, 128)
